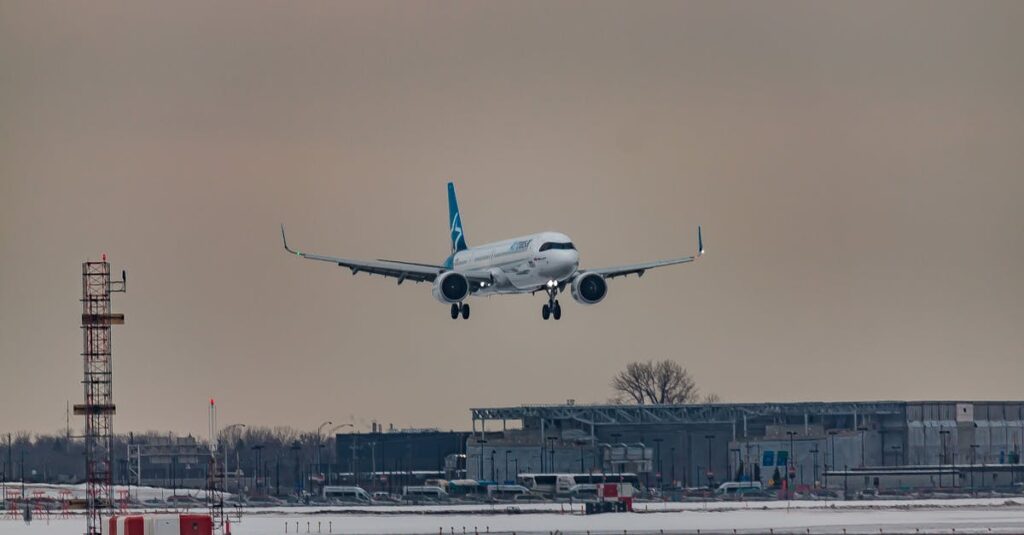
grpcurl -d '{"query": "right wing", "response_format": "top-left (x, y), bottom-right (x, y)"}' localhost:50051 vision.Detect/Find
top-left (585, 226), bottom-right (704, 280)
top-left (280, 225), bottom-right (491, 285)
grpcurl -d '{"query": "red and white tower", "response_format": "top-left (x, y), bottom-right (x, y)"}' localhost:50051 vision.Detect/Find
top-left (74, 258), bottom-right (126, 535)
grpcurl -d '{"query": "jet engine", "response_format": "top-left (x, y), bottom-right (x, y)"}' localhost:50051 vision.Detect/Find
top-left (570, 272), bottom-right (607, 305)
top-left (432, 271), bottom-right (470, 304)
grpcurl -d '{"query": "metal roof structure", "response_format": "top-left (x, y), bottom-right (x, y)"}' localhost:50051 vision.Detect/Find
top-left (471, 401), bottom-right (942, 427)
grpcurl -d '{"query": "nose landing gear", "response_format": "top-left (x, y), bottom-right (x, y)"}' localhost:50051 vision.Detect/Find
top-left (541, 281), bottom-right (562, 320)
top-left (450, 302), bottom-right (470, 320)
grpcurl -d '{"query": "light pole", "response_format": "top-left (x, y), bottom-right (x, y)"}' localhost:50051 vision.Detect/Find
top-left (290, 441), bottom-right (303, 497)
top-left (939, 429), bottom-right (951, 488)
top-left (490, 449), bottom-right (497, 481)
top-left (316, 421), bottom-right (333, 486)
top-left (856, 426), bottom-right (868, 467)
top-left (610, 434), bottom-right (622, 477)
top-left (327, 423), bottom-right (353, 484)
top-left (251, 444), bottom-right (264, 495)
top-left (809, 446), bottom-right (819, 488)
top-left (786, 431), bottom-right (797, 498)
top-left (653, 438), bottom-right (664, 489)
top-left (505, 450), bottom-right (511, 483)
top-left (704, 435), bottom-right (715, 488)
top-left (670, 447), bottom-right (676, 487)
top-left (477, 439), bottom-right (487, 481)
top-left (970, 444), bottom-right (979, 494)
top-left (547, 436), bottom-right (558, 474)
top-left (827, 431), bottom-right (838, 489)
top-left (221, 423), bottom-right (246, 494)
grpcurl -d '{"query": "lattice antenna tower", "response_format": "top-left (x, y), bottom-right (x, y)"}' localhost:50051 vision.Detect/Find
top-left (74, 257), bottom-right (125, 535)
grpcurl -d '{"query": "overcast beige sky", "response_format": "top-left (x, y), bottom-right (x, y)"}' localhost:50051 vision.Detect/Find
top-left (1, 1), bottom-right (1023, 436)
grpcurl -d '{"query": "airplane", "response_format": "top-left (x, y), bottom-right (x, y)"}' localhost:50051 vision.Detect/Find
top-left (281, 182), bottom-right (703, 320)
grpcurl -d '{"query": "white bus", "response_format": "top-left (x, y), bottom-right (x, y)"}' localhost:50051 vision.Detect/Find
top-left (402, 485), bottom-right (449, 501)
top-left (323, 486), bottom-right (372, 503)
top-left (517, 473), bottom-right (641, 497)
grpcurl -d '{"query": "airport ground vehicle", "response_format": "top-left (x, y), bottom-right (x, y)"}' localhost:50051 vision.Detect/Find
top-left (486, 484), bottom-right (532, 501)
top-left (715, 481), bottom-right (764, 496)
top-left (323, 485), bottom-right (372, 503)
top-left (517, 473), bottom-right (641, 497)
top-left (402, 485), bottom-right (449, 501)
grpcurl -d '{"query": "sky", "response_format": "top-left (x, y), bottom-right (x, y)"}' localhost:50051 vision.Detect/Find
top-left (1, 1), bottom-right (1022, 437)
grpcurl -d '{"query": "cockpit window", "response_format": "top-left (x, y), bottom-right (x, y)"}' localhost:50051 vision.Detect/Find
top-left (539, 242), bottom-right (575, 252)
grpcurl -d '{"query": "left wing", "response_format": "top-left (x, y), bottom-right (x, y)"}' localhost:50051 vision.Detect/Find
top-left (280, 225), bottom-right (492, 285)
top-left (583, 226), bottom-right (704, 280)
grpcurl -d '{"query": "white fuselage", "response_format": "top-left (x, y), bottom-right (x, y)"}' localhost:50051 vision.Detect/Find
top-left (450, 231), bottom-right (580, 295)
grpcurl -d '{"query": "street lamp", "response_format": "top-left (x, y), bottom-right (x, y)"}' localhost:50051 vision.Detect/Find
top-left (704, 435), bottom-right (715, 488)
top-left (316, 421), bottom-right (333, 486)
top-left (290, 441), bottom-right (303, 497)
top-left (251, 444), bottom-right (264, 495)
top-left (476, 438), bottom-right (488, 481)
top-left (610, 433), bottom-right (622, 477)
top-left (490, 449), bottom-right (497, 482)
top-left (505, 450), bottom-right (511, 483)
top-left (970, 444), bottom-right (979, 494)
top-left (327, 423), bottom-right (353, 484)
top-left (809, 446), bottom-right (819, 488)
top-left (827, 430), bottom-right (838, 489)
top-left (856, 426), bottom-right (868, 467)
top-left (547, 436), bottom-right (558, 474)
top-left (221, 423), bottom-right (246, 494)
top-left (653, 438), bottom-right (664, 489)
top-left (939, 429), bottom-right (951, 488)
top-left (670, 447), bottom-right (677, 487)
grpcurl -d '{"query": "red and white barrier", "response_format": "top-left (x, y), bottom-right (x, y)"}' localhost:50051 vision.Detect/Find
top-left (103, 514), bottom-right (213, 535)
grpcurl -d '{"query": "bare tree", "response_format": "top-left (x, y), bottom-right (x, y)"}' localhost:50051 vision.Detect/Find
top-left (611, 359), bottom-right (700, 404)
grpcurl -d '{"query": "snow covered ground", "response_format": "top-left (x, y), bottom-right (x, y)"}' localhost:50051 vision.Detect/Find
top-left (2, 499), bottom-right (1023, 534)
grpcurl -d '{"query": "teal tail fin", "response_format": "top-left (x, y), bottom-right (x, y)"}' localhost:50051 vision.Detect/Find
top-left (448, 182), bottom-right (468, 253)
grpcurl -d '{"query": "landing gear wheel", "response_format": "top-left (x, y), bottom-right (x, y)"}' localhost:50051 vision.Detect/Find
top-left (542, 303), bottom-right (551, 320)
top-left (552, 300), bottom-right (561, 320)
top-left (450, 303), bottom-right (459, 319)
top-left (461, 303), bottom-right (470, 319)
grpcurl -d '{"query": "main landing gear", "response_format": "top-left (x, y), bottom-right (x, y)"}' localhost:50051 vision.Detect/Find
top-left (541, 281), bottom-right (562, 321)
top-left (450, 302), bottom-right (470, 320)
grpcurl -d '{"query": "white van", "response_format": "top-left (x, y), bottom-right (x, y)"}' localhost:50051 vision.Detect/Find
top-left (486, 484), bottom-right (532, 501)
top-left (323, 486), bottom-right (372, 503)
top-left (715, 481), bottom-right (763, 496)
top-left (402, 485), bottom-right (449, 501)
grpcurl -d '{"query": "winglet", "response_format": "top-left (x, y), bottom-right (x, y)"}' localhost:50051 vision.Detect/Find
top-left (697, 225), bottom-right (704, 257)
top-left (280, 224), bottom-right (300, 256)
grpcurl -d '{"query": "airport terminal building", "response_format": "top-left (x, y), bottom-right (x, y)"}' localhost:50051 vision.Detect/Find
top-left (465, 400), bottom-right (1024, 492)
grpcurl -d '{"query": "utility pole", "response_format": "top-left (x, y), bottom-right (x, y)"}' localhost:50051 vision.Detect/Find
top-left (704, 435), bottom-right (715, 488)
top-left (827, 431), bottom-right (838, 490)
top-left (476, 439), bottom-right (487, 481)
top-left (970, 444), bottom-right (979, 495)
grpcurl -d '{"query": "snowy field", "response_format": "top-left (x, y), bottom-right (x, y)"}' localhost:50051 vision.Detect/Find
top-left (3, 500), bottom-right (1024, 534)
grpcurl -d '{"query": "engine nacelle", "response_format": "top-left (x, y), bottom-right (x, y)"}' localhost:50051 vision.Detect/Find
top-left (570, 272), bottom-right (607, 305)
top-left (432, 271), bottom-right (470, 304)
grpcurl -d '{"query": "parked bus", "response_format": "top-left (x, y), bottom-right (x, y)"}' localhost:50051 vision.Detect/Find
top-left (517, 473), bottom-right (641, 497)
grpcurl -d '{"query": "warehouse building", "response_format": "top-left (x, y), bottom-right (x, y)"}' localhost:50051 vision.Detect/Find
top-left (467, 401), bottom-right (1024, 492)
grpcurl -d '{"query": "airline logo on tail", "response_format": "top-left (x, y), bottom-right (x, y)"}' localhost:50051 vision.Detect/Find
top-left (448, 182), bottom-right (468, 253)
top-left (451, 213), bottom-right (463, 251)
